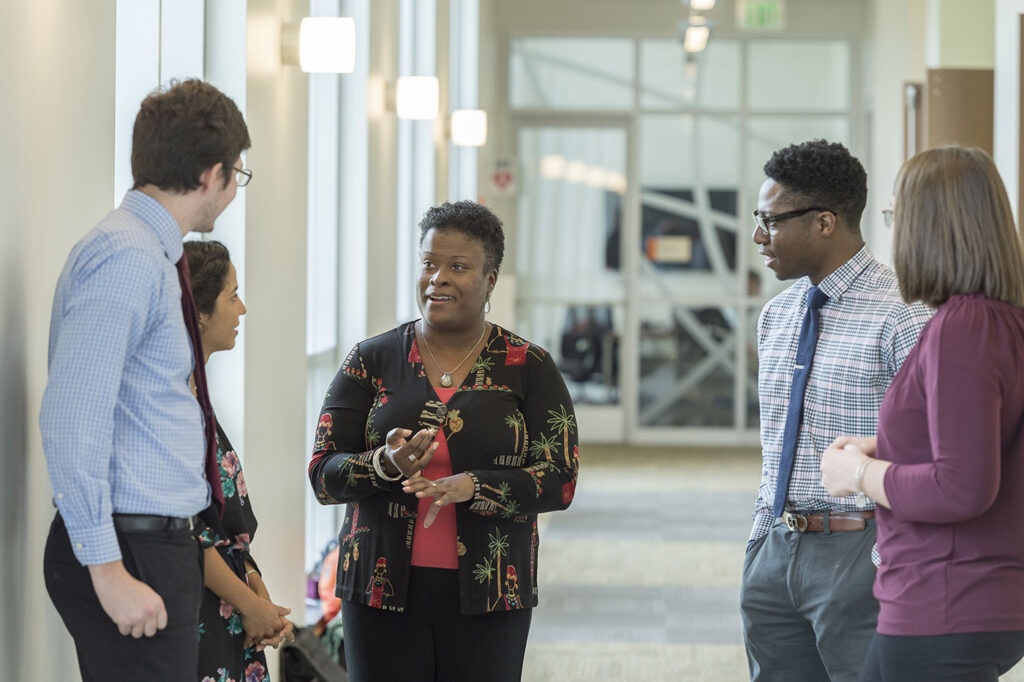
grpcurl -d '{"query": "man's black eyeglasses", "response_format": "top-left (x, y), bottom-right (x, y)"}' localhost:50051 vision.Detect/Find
top-left (232, 165), bottom-right (252, 188)
top-left (752, 206), bottom-right (835, 233)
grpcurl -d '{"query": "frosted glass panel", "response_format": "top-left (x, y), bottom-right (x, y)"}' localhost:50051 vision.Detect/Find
top-left (510, 38), bottom-right (634, 109)
top-left (639, 115), bottom-right (741, 297)
top-left (640, 39), bottom-right (741, 109)
top-left (516, 127), bottom-right (627, 301)
top-left (747, 40), bottom-right (850, 111)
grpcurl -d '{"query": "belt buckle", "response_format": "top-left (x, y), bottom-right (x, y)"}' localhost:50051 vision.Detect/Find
top-left (782, 511), bottom-right (808, 532)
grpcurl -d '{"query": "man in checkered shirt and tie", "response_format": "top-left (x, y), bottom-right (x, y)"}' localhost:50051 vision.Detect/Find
top-left (740, 140), bottom-right (930, 682)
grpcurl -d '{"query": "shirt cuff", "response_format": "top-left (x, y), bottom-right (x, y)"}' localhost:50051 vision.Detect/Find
top-left (65, 518), bottom-right (122, 565)
top-left (748, 512), bottom-right (774, 543)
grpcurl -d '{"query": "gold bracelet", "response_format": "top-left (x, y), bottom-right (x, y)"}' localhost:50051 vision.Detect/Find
top-left (246, 568), bottom-right (259, 576)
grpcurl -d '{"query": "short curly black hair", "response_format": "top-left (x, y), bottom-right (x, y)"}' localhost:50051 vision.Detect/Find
top-left (763, 140), bottom-right (867, 230)
top-left (418, 201), bottom-right (505, 273)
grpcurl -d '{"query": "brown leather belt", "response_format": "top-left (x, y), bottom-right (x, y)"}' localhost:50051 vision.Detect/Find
top-left (780, 510), bottom-right (874, 533)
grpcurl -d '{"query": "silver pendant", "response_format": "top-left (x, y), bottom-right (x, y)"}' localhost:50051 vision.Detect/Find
top-left (439, 373), bottom-right (453, 387)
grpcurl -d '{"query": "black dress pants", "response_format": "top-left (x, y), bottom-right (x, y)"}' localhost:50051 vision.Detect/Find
top-left (341, 566), bottom-right (532, 682)
top-left (862, 630), bottom-right (1024, 682)
top-left (43, 513), bottom-right (204, 682)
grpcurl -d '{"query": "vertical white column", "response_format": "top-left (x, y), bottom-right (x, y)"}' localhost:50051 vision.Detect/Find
top-left (113, 0), bottom-right (160, 205)
top-left (205, 0), bottom-right (249, 456)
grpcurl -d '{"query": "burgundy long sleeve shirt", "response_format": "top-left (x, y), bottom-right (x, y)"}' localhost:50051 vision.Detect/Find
top-left (875, 294), bottom-right (1024, 636)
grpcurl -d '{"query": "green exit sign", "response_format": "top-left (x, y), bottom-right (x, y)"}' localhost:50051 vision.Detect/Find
top-left (737, 0), bottom-right (786, 31)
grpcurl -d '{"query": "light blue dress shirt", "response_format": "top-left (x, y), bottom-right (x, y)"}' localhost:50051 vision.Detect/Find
top-left (40, 190), bottom-right (210, 565)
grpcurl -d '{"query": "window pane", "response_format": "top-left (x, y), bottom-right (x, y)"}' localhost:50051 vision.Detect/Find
top-left (510, 38), bottom-right (633, 110)
top-left (639, 115), bottom-right (742, 296)
top-left (640, 39), bottom-right (740, 110)
top-left (515, 302), bottom-right (621, 407)
top-left (639, 303), bottom-right (738, 427)
top-left (746, 40), bottom-right (850, 111)
top-left (516, 127), bottom-right (627, 301)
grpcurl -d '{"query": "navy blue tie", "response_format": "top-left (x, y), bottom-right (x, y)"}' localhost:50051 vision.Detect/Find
top-left (772, 285), bottom-right (829, 518)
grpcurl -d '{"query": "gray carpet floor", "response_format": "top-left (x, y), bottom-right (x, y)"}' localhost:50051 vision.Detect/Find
top-left (522, 444), bottom-right (1024, 682)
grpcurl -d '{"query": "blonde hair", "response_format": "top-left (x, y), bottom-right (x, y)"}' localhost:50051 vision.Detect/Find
top-left (893, 145), bottom-right (1024, 307)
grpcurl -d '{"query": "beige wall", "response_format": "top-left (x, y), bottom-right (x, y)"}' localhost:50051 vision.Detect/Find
top-left (927, 0), bottom-right (996, 69)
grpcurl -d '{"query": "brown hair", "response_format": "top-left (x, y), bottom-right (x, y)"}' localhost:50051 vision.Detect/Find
top-left (893, 145), bottom-right (1024, 307)
top-left (131, 79), bottom-right (250, 192)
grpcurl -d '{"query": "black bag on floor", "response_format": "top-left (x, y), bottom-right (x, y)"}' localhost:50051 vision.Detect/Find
top-left (280, 626), bottom-right (347, 682)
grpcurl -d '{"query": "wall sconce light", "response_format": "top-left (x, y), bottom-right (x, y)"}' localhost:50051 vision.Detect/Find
top-left (390, 76), bottom-right (439, 120)
top-left (281, 17), bottom-right (356, 73)
top-left (688, 0), bottom-right (716, 10)
top-left (680, 16), bottom-right (712, 53)
top-left (450, 109), bottom-right (488, 147)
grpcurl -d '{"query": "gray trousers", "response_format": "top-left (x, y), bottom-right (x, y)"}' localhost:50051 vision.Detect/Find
top-left (740, 518), bottom-right (879, 682)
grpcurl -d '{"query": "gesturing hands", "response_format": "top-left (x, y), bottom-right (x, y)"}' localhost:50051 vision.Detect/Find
top-left (403, 473), bottom-right (475, 528)
top-left (383, 427), bottom-right (438, 478)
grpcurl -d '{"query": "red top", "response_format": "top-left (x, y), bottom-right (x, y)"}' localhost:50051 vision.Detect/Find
top-left (875, 295), bottom-right (1024, 635)
top-left (411, 387), bottom-right (459, 569)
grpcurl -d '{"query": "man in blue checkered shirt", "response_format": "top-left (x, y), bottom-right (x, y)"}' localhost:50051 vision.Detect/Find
top-left (740, 140), bottom-right (930, 682)
top-left (39, 80), bottom-right (250, 682)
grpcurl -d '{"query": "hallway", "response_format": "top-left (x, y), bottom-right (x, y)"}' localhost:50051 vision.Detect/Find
top-left (523, 445), bottom-right (1024, 682)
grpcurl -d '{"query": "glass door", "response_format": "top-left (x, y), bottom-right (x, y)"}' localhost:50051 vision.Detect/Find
top-left (514, 123), bottom-right (631, 442)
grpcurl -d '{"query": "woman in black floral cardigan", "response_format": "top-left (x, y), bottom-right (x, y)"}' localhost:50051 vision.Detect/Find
top-left (309, 201), bottom-right (579, 681)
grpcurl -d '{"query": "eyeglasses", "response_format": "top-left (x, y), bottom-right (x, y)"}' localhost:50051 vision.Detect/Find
top-left (881, 208), bottom-right (893, 229)
top-left (752, 206), bottom-right (834, 235)
top-left (232, 165), bottom-right (253, 188)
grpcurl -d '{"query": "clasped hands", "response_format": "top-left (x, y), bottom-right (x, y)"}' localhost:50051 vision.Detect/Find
top-left (820, 435), bottom-right (877, 497)
top-left (242, 570), bottom-right (294, 651)
top-left (384, 426), bottom-right (475, 528)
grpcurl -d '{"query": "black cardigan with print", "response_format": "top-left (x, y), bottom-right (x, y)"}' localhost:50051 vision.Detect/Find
top-left (309, 322), bottom-right (579, 615)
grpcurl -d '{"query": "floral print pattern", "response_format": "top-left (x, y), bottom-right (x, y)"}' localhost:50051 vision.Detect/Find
top-left (308, 322), bottom-right (579, 615)
top-left (197, 424), bottom-right (270, 681)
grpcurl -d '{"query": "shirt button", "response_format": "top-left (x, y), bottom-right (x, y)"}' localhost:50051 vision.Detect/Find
top-left (75, 543), bottom-right (83, 550)
top-left (435, 405), bottom-right (448, 418)
top-left (57, 493), bottom-right (64, 499)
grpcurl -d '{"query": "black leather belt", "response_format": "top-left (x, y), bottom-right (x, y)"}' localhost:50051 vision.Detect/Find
top-left (112, 514), bottom-right (196, 533)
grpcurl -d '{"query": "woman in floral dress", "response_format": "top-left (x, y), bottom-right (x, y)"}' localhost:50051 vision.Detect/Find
top-left (185, 240), bottom-right (294, 682)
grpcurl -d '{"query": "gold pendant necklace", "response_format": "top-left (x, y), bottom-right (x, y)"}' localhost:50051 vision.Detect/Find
top-left (418, 321), bottom-right (487, 388)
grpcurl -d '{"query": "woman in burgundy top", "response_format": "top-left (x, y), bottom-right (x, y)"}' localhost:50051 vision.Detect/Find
top-left (821, 146), bottom-right (1024, 681)
top-left (309, 201), bottom-right (579, 681)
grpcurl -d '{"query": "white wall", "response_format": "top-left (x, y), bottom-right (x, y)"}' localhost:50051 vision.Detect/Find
top-left (995, 0), bottom-right (1024, 217)
top-left (867, 0), bottom-right (928, 265)
top-left (243, 0), bottom-right (310, 676)
top-left (0, 1), bottom-right (312, 678)
top-left (0, 1), bottom-right (117, 679)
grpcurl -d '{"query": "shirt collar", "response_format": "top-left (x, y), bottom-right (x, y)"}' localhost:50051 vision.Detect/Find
top-left (815, 244), bottom-right (873, 302)
top-left (119, 190), bottom-right (184, 263)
